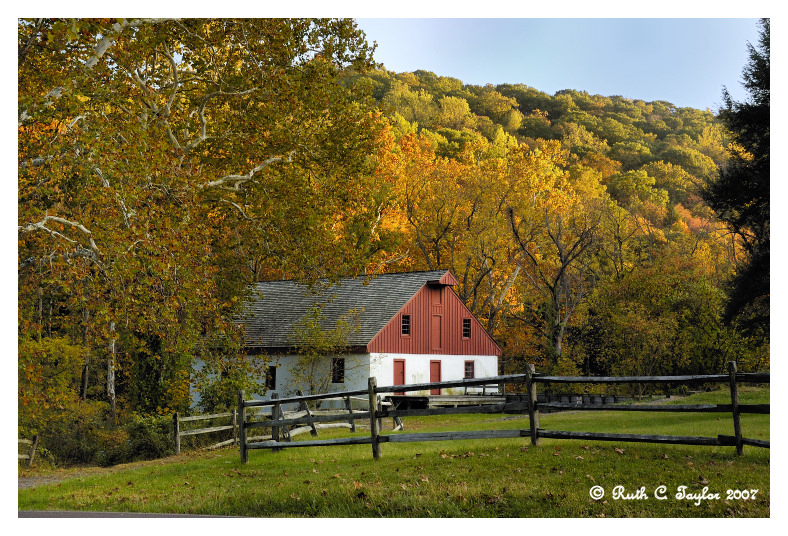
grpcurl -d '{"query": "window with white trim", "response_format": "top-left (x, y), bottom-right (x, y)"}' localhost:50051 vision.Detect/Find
top-left (401, 314), bottom-right (411, 336)
top-left (462, 318), bottom-right (472, 339)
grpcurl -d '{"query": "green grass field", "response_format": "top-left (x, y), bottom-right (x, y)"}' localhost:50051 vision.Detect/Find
top-left (18, 387), bottom-right (769, 517)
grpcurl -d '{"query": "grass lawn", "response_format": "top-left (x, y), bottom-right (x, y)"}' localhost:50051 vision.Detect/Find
top-left (18, 387), bottom-right (769, 517)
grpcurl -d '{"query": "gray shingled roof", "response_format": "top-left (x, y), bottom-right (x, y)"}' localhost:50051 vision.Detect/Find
top-left (240, 270), bottom-right (451, 349)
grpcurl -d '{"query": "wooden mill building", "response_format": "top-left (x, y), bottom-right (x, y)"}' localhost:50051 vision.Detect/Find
top-left (239, 270), bottom-right (501, 401)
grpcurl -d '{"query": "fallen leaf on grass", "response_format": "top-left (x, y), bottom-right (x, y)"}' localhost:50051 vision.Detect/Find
top-left (575, 455), bottom-right (584, 460)
top-left (354, 481), bottom-right (363, 490)
top-left (420, 474), bottom-right (429, 482)
top-left (614, 448), bottom-right (625, 455)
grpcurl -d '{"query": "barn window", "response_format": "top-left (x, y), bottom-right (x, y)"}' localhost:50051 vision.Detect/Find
top-left (265, 365), bottom-right (277, 390)
top-left (464, 360), bottom-right (475, 379)
top-left (401, 314), bottom-right (411, 336)
top-left (331, 358), bottom-right (345, 384)
top-left (462, 318), bottom-right (472, 339)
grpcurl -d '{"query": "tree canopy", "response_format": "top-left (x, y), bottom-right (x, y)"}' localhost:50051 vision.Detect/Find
top-left (702, 18), bottom-right (769, 335)
top-left (18, 18), bottom-right (388, 421)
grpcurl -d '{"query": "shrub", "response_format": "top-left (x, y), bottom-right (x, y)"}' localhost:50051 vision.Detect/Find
top-left (123, 414), bottom-right (173, 461)
top-left (36, 400), bottom-right (113, 465)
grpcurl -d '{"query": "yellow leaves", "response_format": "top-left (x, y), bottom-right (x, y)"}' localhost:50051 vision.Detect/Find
top-left (727, 141), bottom-right (753, 161)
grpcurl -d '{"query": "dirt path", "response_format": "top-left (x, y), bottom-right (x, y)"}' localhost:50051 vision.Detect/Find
top-left (18, 466), bottom-right (117, 490)
top-left (18, 455), bottom-right (190, 490)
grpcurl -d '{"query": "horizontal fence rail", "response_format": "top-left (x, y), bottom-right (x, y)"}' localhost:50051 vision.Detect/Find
top-left (237, 361), bottom-right (769, 462)
top-left (173, 410), bottom-right (239, 454)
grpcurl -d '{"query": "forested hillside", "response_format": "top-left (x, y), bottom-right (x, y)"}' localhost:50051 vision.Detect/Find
top-left (18, 18), bottom-right (768, 465)
top-left (342, 64), bottom-right (768, 378)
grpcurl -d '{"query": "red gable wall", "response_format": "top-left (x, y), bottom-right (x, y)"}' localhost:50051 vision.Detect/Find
top-left (366, 283), bottom-right (501, 356)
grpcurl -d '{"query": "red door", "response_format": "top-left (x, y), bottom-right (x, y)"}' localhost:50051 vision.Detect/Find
top-left (430, 360), bottom-right (441, 395)
top-left (394, 359), bottom-right (406, 395)
top-left (431, 314), bottom-right (443, 352)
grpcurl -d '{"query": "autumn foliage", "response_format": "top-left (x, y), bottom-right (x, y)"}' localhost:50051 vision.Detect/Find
top-left (18, 18), bottom-right (768, 465)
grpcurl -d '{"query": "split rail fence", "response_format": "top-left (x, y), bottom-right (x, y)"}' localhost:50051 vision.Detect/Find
top-left (237, 361), bottom-right (769, 462)
top-left (174, 391), bottom-right (392, 455)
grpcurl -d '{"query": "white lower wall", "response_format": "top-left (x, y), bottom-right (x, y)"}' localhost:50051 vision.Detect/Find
top-left (370, 353), bottom-right (498, 396)
top-left (259, 353), bottom-right (372, 409)
top-left (191, 352), bottom-right (499, 409)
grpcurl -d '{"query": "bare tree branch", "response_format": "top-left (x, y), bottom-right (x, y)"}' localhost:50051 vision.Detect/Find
top-left (201, 152), bottom-right (295, 190)
top-left (19, 215), bottom-right (100, 255)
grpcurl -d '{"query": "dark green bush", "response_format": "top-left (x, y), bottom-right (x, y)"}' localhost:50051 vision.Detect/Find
top-left (123, 414), bottom-right (173, 461)
top-left (23, 401), bottom-right (175, 467)
top-left (36, 400), bottom-right (113, 465)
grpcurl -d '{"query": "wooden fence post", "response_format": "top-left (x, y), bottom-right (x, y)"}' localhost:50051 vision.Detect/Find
top-left (297, 389), bottom-right (318, 436)
top-left (271, 392), bottom-right (281, 452)
top-left (526, 363), bottom-right (541, 446)
top-left (344, 395), bottom-right (356, 432)
top-left (173, 412), bottom-right (181, 455)
top-left (238, 390), bottom-right (248, 464)
top-left (27, 435), bottom-right (39, 468)
top-left (376, 395), bottom-right (383, 432)
top-left (728, 361), bottom-right (743, 455)
top-left (368, 377), bottom-right (381, 460)
top-left (232, 409), bottom-right (238, 445)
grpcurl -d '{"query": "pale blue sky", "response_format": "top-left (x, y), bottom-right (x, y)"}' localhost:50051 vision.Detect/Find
top-left (355, 18), bottom-right (762, 111)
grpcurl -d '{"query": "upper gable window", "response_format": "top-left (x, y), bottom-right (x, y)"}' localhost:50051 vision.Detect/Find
top-left (462, 318), bottom-right (472, 339)
top-left (401, 314), bottom-right (411, 336)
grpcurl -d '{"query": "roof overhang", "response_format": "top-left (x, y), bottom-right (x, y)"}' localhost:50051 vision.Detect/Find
top-left (426, 271), bottom-right (458, 287)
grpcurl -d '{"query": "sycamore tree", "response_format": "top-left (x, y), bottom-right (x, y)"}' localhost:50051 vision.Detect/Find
top-left (18, 18), bottom-right (387, 418)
